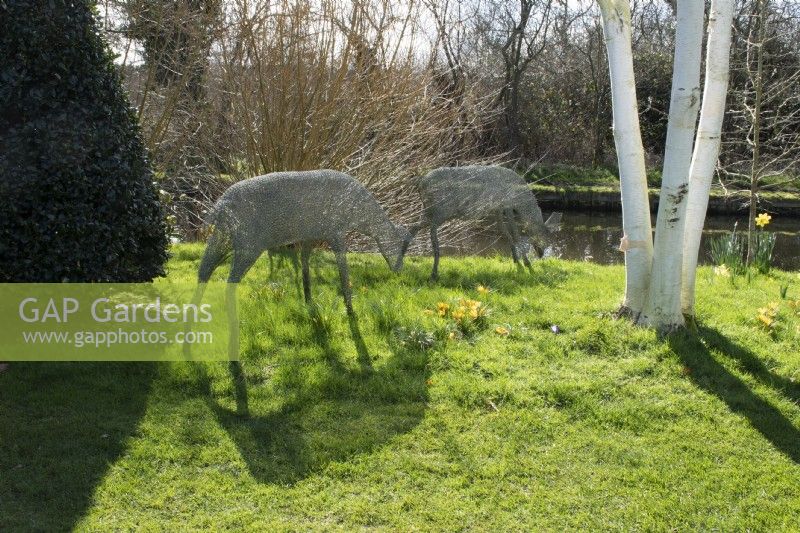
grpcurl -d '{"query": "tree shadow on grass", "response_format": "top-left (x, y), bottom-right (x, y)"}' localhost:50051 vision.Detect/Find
top-left (668, 327), bottom-right (800, 464)
top-left (203, 310), bottom-right (429, 485)
top-left (0, 362), bottom-right (155, 531)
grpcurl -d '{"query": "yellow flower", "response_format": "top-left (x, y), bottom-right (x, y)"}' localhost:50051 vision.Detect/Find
top-left (448, 331), bottom-right (456, 340)
top-left (437, 302), bottom-right (450, 317)
top-left (460, 298), bottom-right (481, 309)
top-left (713, 264), bottom-right (731, 277)
top-left (452, 308), bottom-right (465, 321)
top-left (422, 309), bottom-right (434, 316)
top-left (757, 301), bottom-right (779, 329)
top-left (477, 285), bottom-right (490, 295)
top-left (755, 213), bottom-right (772, 228)
top-left (469, 307), bottom-right (479, 319)
top-left (495, 326), bottom-right (510, 336)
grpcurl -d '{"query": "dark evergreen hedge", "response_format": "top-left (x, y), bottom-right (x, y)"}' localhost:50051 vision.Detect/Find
top-left (0, 0), bottom-right (168, 282)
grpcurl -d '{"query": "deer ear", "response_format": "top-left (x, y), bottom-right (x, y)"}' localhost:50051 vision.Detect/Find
top-left (545, 212), bottom-right (562, 232)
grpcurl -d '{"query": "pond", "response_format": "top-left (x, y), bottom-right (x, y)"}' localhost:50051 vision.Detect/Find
top-left (439, 212), bottom-right (800, 271)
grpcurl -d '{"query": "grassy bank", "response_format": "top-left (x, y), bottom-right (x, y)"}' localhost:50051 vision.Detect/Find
top-left (526, 164), bottom-right (800, 215)
top-left (2, 245), bottom-right (800, 530)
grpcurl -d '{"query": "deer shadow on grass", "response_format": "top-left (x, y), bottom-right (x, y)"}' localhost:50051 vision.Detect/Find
top-left (0, 363), bottom-right (155, 531)
top-left (203, 305), bottom-right (430, 486)
top-left (668, 326), bottom-right (800, 464)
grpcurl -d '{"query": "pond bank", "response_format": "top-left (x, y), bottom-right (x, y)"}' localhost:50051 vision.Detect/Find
top-left (439, 211), bottom-right (800, 271)
top-left (531, 184), bottom-right (800, 217)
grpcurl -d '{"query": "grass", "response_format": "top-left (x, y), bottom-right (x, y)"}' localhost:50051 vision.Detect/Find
top-left (526, 164), bottom-right (800, 204)
top-left (2, 244), bottom-right (800, 530)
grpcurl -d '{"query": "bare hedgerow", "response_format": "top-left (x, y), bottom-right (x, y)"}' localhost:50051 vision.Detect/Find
top-left (108, 0), bottom-right (501, 242)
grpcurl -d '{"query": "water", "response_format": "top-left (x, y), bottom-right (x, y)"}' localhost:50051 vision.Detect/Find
top-left (440, 212), bottom-right (800, 271)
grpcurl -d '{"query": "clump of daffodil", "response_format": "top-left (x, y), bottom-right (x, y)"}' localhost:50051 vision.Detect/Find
top-left (428, 297), bottom-right (489, 336)
top-left (757, 302), bottom-right (779, 331)
top-left (713, 264), bottom-right (731, 277)
top-left (476, 284), bottom-right (490, 295)
top-left (755, 212), bottom-right (772, 228)
top-left (495, 326), bottom-right (510, 336)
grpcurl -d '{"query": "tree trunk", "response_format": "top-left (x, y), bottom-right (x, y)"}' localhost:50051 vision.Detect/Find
top-left (681, 0), bottom-right (736, 316)
top-left (597, 0), bottom-right (653, 316)
top-left (639, 0), bottom-right (704, 329)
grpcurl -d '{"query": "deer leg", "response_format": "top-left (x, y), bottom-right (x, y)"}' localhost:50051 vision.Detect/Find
top-left (290, 243), bottom-right (300, 281)
top-left (504, 213), bottom-right (532, 267)
top-left (300, 242), bottom-right (313, 304)
top-left (225, 248), bottom-right (260, 364)
top-left (430, 223), bottom-right (441, 281)
top-left (331, 239), bottom-right (354, 315)
top-left (499, 211), bottom-right (520, 264)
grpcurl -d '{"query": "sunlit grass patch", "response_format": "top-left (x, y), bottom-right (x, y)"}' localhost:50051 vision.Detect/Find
top-left (2, 245), bottom-right (799, 531)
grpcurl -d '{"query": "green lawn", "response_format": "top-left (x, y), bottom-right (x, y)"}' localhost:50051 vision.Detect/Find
top-left (2, 245), bottom-right (800, 531)
top-left (525, 163), bottom-right (800, 205)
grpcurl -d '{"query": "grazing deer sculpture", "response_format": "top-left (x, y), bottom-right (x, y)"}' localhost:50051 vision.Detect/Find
top-left (403, 165), bottom-right (562, 280)
top-left (197, 170), bottom-right (409, 314)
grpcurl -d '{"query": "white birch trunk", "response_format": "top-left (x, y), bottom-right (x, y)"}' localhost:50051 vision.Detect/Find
top-left (681, 0), bottom-right (736, 316)
top-left (639, 0), bottom-right (704, 329)
top-left (597, 0), bottom-right (653, 316)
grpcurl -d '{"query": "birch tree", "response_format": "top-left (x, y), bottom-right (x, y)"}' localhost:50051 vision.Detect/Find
top-left (597, 0), bottom-right (736, 329)
top-left (596, 0), bottom-right (653, 317)
top-left (640, 0), bottom-right (703, 327)
top-left (681, 0), bottom-right (736, 317)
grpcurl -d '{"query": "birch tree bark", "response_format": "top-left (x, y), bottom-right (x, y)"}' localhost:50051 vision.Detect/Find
top-left (639, 0), bottom-right (704, 329)
top-left (597, 0), bottom-right (653, 316)
top-left (681, 0), bottom-right (736, 316)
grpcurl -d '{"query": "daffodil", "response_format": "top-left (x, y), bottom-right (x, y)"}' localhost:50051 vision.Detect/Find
top-left (477, 285), bottom-right (490, 295)
top-left (755, 212), bottom-right (772, 228)
top-left (437, 302), bottom-right (450, 317)
top-left (452, 308), bottom-right (465, 321)
top-left (713, 264), bottom-right (731, 277)
top-left (495, 326), bottom-right (510, 336)
top-left (757, 313), bottom-right (774, 328)
top-left (757, 301), bottom-right (779, 329)
top-left (460, 298), bottom-right (481, 309)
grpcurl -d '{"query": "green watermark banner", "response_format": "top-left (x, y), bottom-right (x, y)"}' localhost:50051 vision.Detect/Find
top-left (0, 282), bottom-right (236, 361)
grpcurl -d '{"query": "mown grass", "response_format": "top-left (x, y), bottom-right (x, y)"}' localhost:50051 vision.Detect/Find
top-left (526, 164), bottom-right (800, 203)
top-left (529, 182), bottom-right (800, 204)
top-left (2, 244), bottom-right (800, 531)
